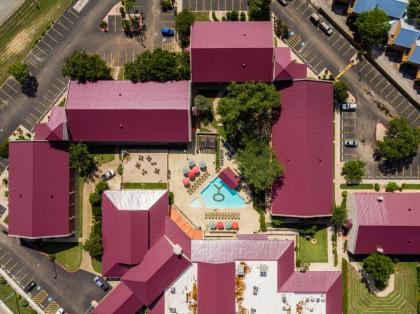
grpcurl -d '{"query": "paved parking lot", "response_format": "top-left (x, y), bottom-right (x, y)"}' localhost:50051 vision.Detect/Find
top-left (182, 0), bottom-right (247, 11)
top-left (0, 246), bottom-right (64, 312)
top-left (0, 158), bottom-right (7, 175)
top-left (339, 110), bottom-right (356, 162)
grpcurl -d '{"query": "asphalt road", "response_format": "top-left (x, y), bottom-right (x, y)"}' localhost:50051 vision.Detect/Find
top-left (0, 0), bottom-right (161, 144)
top-left (0, 232), bottom-right (107, 313)
top-left (272, 0), bottom-right (420, 178)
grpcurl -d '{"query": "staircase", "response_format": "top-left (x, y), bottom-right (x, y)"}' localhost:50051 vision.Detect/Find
top-left (170, 206), bottom-right (203, 240)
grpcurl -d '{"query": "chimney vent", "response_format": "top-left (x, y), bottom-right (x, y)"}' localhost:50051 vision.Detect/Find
top-left (173, 244), bottom-right (183, 256)
top-left (377, 196), bottom-right (384, 202)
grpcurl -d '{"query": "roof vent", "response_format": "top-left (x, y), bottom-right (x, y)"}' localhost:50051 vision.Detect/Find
top-left (408, 238), bottom-right (412, 243)
top-left (119, 123), bottom-right (123, 129)
top-left (243, 32), bottom-right (246, 36)
top-left (376, 247), bottom-right (384, 253)
top-left (169, 308), bottom-right (177, 313)
top-left (408, 207), bottom-right (412, 212)
top-left (242, 63), bottom-right (247, 68)
top-left (118, 93), bottom-right (122, 96)
top-left (377, 196), bottom-right (384, 202)
top-left (173, 244), bottom-right (183, 256)
top-left (50, 194), bottom-right (53, 199)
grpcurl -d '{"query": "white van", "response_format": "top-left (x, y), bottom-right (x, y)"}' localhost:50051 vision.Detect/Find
top-left (319, 21), bottom-right (333, 36)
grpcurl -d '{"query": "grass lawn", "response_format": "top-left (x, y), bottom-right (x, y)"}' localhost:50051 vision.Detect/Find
top-left (192, 12), bottom-right (210, 21)
top-left (0, 282), bottom-right (34, 314)
top-left (0, 0), bottom-right (72, 85)
top-left (402, 183), bottom-right (420, 189)
top-left (90, 146), bottom-right (116, 165)
top-left (122, 182), bottom-right (168, 189)
top-left (92, 257), bottom-right (102, 273)
top-left (298, 227), bottom-right (328, 263)
top-left (346, 261), bottom-right (416, 314)
top-left (77, 176), bottom-right (84, 237)
top-left (34, 242), bottom-right (82, 272)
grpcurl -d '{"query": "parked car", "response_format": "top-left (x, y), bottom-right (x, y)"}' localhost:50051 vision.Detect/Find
top-left (93, 276), bottom-right (109, 291)
top-left (24, 280), bottom-right (37, 293)
top-left (344, 140), bottom-right (358, 147)
top-left (319, 21), bottom-right (333, 36)
top-left (309, 13), bottom-right (320, 25)
top-left (278, 0), bottom-right (287, 6)
top-left (101, 170), bottom-right (116, 181)
top-left (55, 308), bottom-right (64, 314)
top-left (161, 27), bottom-right (175, 37)
top-left (341, 102), bottom-right (357, 111)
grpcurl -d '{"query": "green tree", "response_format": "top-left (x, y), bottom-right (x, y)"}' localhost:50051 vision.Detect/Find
top-left (83, 230), bottom-right (103, 258)
top-left (363, 253), bottom-right (394, 289)
top-left (235, 140), bottom-right (283, 193)
top-left (332, 205), bottom-right (347, 229)
top-left (89, 192), bottom-right (101, 208)
top-left (334, 81), bottom-right (349, 103)
top-left (69, 143), bottom-right (97, 177)
top-left (95, 181), bottom-right (110, 195)
top-left (407, 0), bottom-right (420, 24)
top-left (194, 95), bottom-right (211, 115)
top-left (248, 0), bottom-right (271, 21)
top-left (218, 82), bottom-right (280, 146)
top-left (0, 140), bottom-right (9, 159)
top-left (226, 11), bottom-right (239, 21)
top-left (175, 10), bottom-right (195, 46)
top-left (240, 11), bottom-right (247, 21)
top-left (376, 118), bottom-right (420, 161)
top-left (354, 9), bottom-right (390, 49)
top-left (124, 49), bottom-right (190, 82)
top-left (8, 62), bottom-right (30, 84)
top-left (385, 181), bottom-right (400, 192)
top-left (122, 0), bottom-right (135, 13)
top-left (62, 50), bottom-right (111, 83)
top-left (341, 160), bottom-right (365, 183)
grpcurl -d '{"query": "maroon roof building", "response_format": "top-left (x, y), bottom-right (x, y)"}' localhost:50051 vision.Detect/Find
top-left (272, 80), bottom-right (333, 217)
top-left (8, 141), bottom-right (75, 239)
top-left (347, 193), bottom-right (420, 255)
top-left (218, 167), bottom-right (241, 189)
top-left (65, 81), bottom-right (191, 143)
top-left (101, 190), bottom-right (168, 278)
top-left (191, 22), bottom-right (274, 83)
top-left (34, 107), bottom-right (68, 141)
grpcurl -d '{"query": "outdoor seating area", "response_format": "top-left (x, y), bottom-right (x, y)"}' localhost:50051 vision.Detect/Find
top-left (207, 220), bottom-right (239, 231)
top-left (205, 211), bottom-right (240, 220)
top-left (122, 149), bottom-right (168, 183)
top-left (182, 160), bottom-right (210, 195)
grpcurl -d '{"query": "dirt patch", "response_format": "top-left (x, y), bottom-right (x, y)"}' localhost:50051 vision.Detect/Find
top-left (3, 28), bottom-right (36, 58)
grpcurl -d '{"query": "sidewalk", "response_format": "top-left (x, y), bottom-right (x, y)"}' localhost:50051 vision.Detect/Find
top-left (314, 0), bottom-right (420, 106)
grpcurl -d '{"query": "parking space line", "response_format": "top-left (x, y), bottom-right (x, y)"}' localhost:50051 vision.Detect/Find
top-left (374, 78), bottom-right (384, 88)
top-left (51, 27), bottom-right (64, 38)
top-left (42, 95), bottom-right (54, 104)
top-left (393, 99), bottom-right (405, 109)
top-left (57, 21), bottom-right (69, 31)
top-left (29, 112), bottom-right (38, 120)
top-left (400, 104), bottom-right (411, 114)
top-left (8, 263), bottom-right (18, 272)
top-left (45, 32), bottom-right (59, 43)
top-left (34, 45), bottom-right (48, 56)
top-left (0, 89), bottom-right (12, 99)
top-left (56, 77), bottom-right (68, 86)
top-left (2, 257), bottom-right (13, 268)
top-left (390, 92), bottom-right (400, 103)
top-left (38, 101), bottom-right (50, 110)
top-left (61, 14), bottom-right (74, 25)
top-left (40, 40), bottom-right (53, 50)
top-left (51, 84), bottom-right (64, 93)
top-left (406, 109), bottom-right (416, 119)
top-left (25, 58), bottom-right (39, 68)
top-left (48, 89), bottom-right (60, 99)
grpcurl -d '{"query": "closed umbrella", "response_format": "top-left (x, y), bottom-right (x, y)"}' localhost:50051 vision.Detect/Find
top-left (209, 221), bottom-right (216, 230)
top-left (188, 171), bottom-right (195, 180)
top-left (199, 160), bottom-right (206, 170)
top-left (183, 177), bottom-right (190, 186)
top-left (217, 221), bottom-right (224, 230)
top-left (192, 166), bottom-right (200, 174)
top-left (232, 222), bottom-right (239, 230)
top-left (182, 166), bottom-right (189, 176)
top-left (188, 159), bottom-right (196, 168)
top-left (225, 221), bottom-right (232, 230)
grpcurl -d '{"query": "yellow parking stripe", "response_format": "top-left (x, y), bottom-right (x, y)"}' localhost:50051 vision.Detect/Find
top-left (44, 301), bottom-right (60, 314)
top-left (32, 290), bottom-right (48, 304)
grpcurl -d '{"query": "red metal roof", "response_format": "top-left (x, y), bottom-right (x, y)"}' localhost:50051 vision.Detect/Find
top-left (274, 48), bottom-right (307, 81)
top-left (271, 80), bottom-right (333, 217)
top-left (65, 81), bottom-right (190, 143)
top-left (197, 262), bottom-right (235, 314)
top-left (8, 141), bottom-right (72, 239)
top-left (34, 107), bottom-right (68, 141)
top-left (122, 237), bottom-right (190, 306)
top-left (218, 167), bottom-right (240, 189)
top-left (191, 22), bottom-right (274, 82)
top-left (164, 217), bottom-right (192, 259)
top-left (92, 282), bottom-right (143, 314)
top-left (349, 193), bottom-right (420, 254)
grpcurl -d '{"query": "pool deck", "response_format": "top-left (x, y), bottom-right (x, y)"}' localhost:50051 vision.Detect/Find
top-left (168, 151), bottom-right (259, 235)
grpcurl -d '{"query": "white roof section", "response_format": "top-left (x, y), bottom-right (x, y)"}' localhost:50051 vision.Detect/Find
top-left (165, 264), bottom-right (197, 313)
top-left (104, 189), bottom-right (166, 211)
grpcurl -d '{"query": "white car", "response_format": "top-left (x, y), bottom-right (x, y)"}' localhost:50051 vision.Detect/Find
top-left (55, 308), bottom-right (64, 314)
top-left (278, 0), bottom-right (287, 6)
top-left (341, 102), bottom-right (357, 111)
top-left (319, 21), bottom-right (333, 36)
top-left (344, 140), bottom-right (358, 147)
top-left (101, 170), bottom-right (116, 181)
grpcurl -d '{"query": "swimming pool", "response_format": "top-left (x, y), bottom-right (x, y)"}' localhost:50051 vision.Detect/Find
top-left (198, 177), bottom-right (246, 209)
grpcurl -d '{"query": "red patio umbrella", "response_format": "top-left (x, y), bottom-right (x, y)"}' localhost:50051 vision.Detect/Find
top-left (192, 166), bottom-right (200, 174)
top-left (217, 221), bottom-right (224, 230)
top-left (232, 222), bottom-right (239, 230)
top-left (188, 171), bottom-right (195, 180)
top-left (183, 177), bottom-right (190, 186)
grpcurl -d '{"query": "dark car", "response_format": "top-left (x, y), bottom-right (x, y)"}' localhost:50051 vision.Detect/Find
top-left (93, 276), bottom-right (109, 291)
top-left (278, 0), bottom-right (287, 5)
top-left (24, 280), bottom-right (37, 293)
top-left (161, 27), bottom-right (175, 37)
top-left (100, 170), bottom-right (116, 181)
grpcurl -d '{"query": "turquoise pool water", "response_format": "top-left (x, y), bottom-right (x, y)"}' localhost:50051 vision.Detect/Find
top-left (199, 177), bottom-right (245, 209)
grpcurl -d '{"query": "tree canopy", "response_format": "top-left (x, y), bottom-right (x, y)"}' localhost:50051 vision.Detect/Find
top-left (248, 0), bottom-right (271, 21)
top-left (218, 82), bottom-right (280, 147)
top-left (334, 80), bottom-right (349, 103)
top-left (8, 63), bottom-right (30, 84)
top-left (332, 205), bottom-right (347, 229)
top-left (235, 140), bottom-right (283, 193)
top-left (354, 9), bottom-right (390, 49)
top-left (407, 0), bottom-right (420, 24)
top-left (69, 143), bottom-right (97, 177)
top-left (341, 160), bottom-right (366, 183)
top-left (124, 49), bottom-right (190, 82)
top-left (175, 10), bottom-right (195, 38)
top-left (363, 253), bottom-right (394, 289)
top-left (62, 50), bottom-right (111, 83)
top-left (194, 95), bottom-right (211, 115)
top-left (376, 118), bottom-right (420, 161)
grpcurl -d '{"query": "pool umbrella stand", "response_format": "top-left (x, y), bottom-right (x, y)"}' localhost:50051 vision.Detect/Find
top-left (182, 166), bottom-right (189, 176)
top-left (183, 178), bottom-right (190, 186)
top-left (217, 221), bottom-right (224, 230)
top-left (209, 221), bottom-right (216, 230)
top-left (188, 171), bottom-right (195, 180)
top-left (232, 222), bottom-right (239, 230)
top-left (192, 166), bottom-right (200, 174)
top-left (199, 160), bottom-right (207, 170)
top-left (188, 159), bottom-right (196, 168)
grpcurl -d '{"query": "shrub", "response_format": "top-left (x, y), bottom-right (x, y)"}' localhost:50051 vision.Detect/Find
top-left (259, 211), bottom-right (267, 232)
top-left (240, 12), bottom-right (246, 21)
top-left (92, 205), bottom-right (102, 219)
top-left (89, 192), bottom-right (101, 208)
top-left (374, 183), bottom-right (380, 192)
top-left (161, 0), bottom-right (172, 10)
top-left (0, 140), bottom-right (9, 158)
top-left (0, 276), bottom-right (6, 284)
top-left (417, 301), bottom-right (420, 314)
top-left (119, 6), bottom-right (126, 18)
top-left (417, 265), bottom-right (420, 287)
top-left (385, 182), bottom-right (399, 192)
top-left (169, 192), bottom-right (174, 205)
top-left (334, 81), bottom-right (349, 103)
top-left (19, 299), bottom-right (29, 307)
top-left (341, 190), bottom-right (348, 198)
top-left (100, 20), bottom-right (108, 29)
top-left (95, 181), bottom-right (110, 195)
top-left (117, 164), bottom-right (123, 175)
top-left (212, 11), bottom-right (218, 21)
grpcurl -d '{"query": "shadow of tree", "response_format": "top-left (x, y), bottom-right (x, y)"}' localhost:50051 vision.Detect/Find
top-left (21, 76), bottom-right (38, 97)
top-left (374, 149), bottom-right (416, 175)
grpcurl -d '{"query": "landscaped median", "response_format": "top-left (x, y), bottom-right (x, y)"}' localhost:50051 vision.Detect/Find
top-left (0, 276), bottom-right (36, 314)
top-left (121, 182), bottom-right (168, 189)
top-left (297, 226), bottom-right (328, 264)
top-left (34, 242), bottom-right (82, 272)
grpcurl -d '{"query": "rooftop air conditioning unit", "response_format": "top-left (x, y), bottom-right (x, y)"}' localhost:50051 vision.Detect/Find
top-left (259, 264), bottom-right (268, 277)
top-left (188, 300), bottom-right (197, 306)
top-left (251, 309), bottom-right (256, 314)
top-left (170, 287), bottom-right (176, 294)
top-left (253, 286), bottom-right (258, 295)
top-left (173, 244), bottom-right (183, 256)
top-left (377, 196), bottom-right (384, 202)
top-left (169, 308), bottom-right (177, 313)
top-left (237, 264), bottom-right (245, 276)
